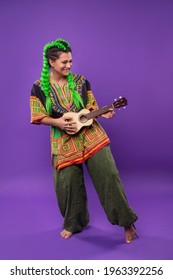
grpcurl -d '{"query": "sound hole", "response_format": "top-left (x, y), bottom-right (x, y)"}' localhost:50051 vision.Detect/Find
top-left (79, 114), bottom-right (88, 123)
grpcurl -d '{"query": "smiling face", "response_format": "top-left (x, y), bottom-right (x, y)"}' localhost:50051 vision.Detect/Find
top-left (49, 52), bottom-right (72, 77)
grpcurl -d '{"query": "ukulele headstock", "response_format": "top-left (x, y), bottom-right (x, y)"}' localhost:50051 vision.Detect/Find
top-left (113, 96), bottom-right (128, 109)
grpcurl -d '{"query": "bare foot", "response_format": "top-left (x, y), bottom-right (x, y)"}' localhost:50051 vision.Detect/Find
top-left (60, 229), bottom-right (73, 239)
top-left (124, 225), bottom-right (138, 244)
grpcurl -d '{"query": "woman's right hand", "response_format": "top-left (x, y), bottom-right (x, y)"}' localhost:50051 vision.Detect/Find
top-left (55, 116), bottom-right (77, 134)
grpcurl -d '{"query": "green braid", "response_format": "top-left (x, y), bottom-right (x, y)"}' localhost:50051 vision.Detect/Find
top-left (40, 38), bottom-right (84, 114)
top-left (67, 72), bottom-right (84, 109)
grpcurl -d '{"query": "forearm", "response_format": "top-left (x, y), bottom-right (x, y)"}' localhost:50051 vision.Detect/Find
top-left (40, 116), bottom-right (60, 127)
top-left (40, 116), bottom-right (77, 133)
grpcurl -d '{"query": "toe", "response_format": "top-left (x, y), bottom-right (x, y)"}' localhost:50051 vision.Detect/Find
top-left (61, 230), bottom-right (73, 239)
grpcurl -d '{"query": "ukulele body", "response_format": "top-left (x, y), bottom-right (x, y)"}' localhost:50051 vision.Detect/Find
top-left (64, 109), bottom-right (93, 135)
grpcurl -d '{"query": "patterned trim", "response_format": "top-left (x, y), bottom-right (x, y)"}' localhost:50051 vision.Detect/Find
top-left (73, 74), bottom-right (85, 97)
top-left (86, 90), bottom-right (99, 111)
top-left (50, 84), bottom-right (68, 114)
top-left (51, 121), bottom-right (110, 171)
top-left (30, 96), bottom-right (48, 124)
top-left (50, 83), bottom-right (74, 112)
top-left (54, 139), bottom-right (110, 171)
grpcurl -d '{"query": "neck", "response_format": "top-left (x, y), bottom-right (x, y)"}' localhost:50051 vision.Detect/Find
top-left (50, 70), bottom-right (67, 84)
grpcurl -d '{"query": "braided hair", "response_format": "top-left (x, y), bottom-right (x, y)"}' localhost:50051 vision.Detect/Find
top-left (40, 38), bottom-right (84, 114)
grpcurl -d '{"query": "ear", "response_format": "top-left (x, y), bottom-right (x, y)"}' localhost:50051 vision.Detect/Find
top-left (49, 59), bottom-right (54, 68)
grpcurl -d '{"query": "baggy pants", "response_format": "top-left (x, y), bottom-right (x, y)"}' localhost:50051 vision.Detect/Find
top-left (53, 145), bottom-right (138, 233)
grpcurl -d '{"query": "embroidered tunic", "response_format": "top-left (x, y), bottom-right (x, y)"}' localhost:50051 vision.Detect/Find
top-left (30, 74), bottom-right (110, 171)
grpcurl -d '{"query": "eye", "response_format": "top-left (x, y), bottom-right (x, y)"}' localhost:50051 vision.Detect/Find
top-left (62, 60), bottom-right (72, 64)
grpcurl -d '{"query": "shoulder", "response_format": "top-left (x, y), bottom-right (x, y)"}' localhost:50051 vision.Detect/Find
top-left (33, 79), bottom-right (42, 88)
top-left (31, 80), bottom-right (45, 103)
top-left (31, 80), bottom-right (44, 93)
top-left (72, 74), bottom-right (91, 89)
top-left (73, 73), bottom-right (85, 83)
top-left (72, 73), bottom-right (90, 83)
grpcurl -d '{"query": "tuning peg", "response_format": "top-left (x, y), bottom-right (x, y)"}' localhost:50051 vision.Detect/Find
top-left (114, 98), bottom-right (117, 101)
top-left (119, 96), bottom-right (122, 99)
top-left (123, 106), bottom-right (126, 109)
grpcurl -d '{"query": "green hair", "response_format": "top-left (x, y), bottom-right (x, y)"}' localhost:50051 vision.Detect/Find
top-left (40, 38), bottom-right (84, 114)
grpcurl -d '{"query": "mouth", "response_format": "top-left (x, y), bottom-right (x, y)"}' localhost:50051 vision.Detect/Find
top-left (63, 69), bottom-right (70, 75)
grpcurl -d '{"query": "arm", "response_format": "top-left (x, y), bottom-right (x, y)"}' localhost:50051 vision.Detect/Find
top-left (40, 116), bottom-right (77, 134)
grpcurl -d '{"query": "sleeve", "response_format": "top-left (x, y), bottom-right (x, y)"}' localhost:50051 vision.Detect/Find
top-left (30, 83), bottom-right (49, 124)
top-left (85, 80), bottom-right (99, 111)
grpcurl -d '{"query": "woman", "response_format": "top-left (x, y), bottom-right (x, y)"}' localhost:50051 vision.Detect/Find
top-left (30, 38), bottom-right (138, 243)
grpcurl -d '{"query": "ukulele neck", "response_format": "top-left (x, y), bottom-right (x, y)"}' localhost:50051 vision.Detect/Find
top-left (86, 104), bottom-right (114, 120)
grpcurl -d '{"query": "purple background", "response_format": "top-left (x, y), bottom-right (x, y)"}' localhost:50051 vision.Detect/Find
top-left (0, 0), bottom-right (173, 259)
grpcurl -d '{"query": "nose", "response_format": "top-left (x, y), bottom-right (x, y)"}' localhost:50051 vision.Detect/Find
top-left (67, 62), bottom-right (72, 68)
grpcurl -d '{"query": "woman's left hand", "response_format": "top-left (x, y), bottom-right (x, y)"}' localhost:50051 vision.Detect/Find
top-left (101, 109), bottom-right (116, 119)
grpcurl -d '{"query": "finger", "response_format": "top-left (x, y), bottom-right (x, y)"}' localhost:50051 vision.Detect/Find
top-left (64, 118), bottom-right (75, 123)
top-left (65, 120), bottom-right (77, 125)
top-left (65, 125), bottom-right (77, 131)
top-left (65, 123), bottom-right (77, 128)
top-left (66, 128), bottom-right (77, 133)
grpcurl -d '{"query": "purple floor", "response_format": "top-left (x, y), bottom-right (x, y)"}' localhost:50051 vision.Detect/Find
top-left (0, 170), bottom-right (173, 260)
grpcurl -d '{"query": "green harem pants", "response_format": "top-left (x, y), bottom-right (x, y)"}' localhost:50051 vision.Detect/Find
top-left (53, 145), bottom-right (138, 233)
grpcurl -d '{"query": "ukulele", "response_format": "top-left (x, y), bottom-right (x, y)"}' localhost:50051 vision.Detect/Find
top-left (64, 97), bottom-right (128, 135)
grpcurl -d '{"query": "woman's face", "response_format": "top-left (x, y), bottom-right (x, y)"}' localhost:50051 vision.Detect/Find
top-left (49, 52), bottom-right (72, 77)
